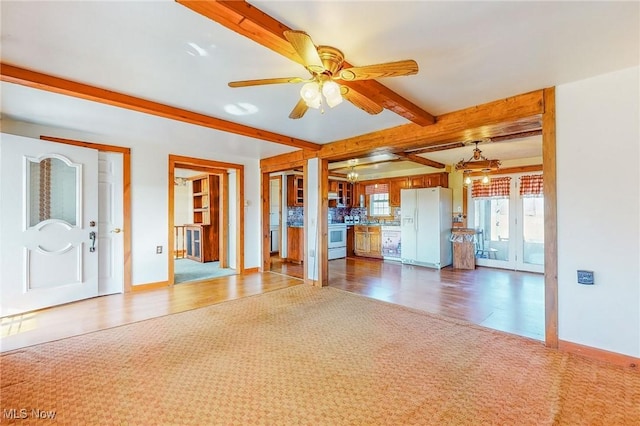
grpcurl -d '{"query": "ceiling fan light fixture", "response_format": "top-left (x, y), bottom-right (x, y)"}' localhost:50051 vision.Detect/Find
top-left (322, 81), bottom-right (343, 108)
top-left (300, 82), bottom-right (322, 108)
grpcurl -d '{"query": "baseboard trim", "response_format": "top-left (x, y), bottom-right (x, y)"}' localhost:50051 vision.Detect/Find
top-left (131, 281), bottom-right (169, 292)
top-left (242, 267), bottom-right (260, 275)
top-left (559, 340), bottom-right (639, 369)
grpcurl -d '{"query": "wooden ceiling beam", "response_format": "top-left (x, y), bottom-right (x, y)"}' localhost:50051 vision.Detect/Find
top-left (1, 63), bottom-right (320, 151)
top-left (318, 90), bottom-right (544, 161)
top-left (177, 0), bottom-right (435, 126)
top-left (330, 158), bottom-right (404, 173)
top-left (490, 129), bottom-right (543, 143)
top-left (406, 142), bottom-right (466, 155)
top-left (394, 152), bottom-right (446, 169)
top-left (467, 164), bottom-right (542, 177)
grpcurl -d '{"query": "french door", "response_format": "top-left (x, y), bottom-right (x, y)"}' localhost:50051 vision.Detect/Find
top-left (470, 174), bottom-right (544, 273)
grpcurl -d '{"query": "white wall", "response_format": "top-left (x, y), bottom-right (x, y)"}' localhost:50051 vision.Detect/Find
top-left (306, 158), bottom-right (320, 281)
top-left (556, 66), bottom-right (640, 357)
top-left (1, 119), bottom-right (262, 286)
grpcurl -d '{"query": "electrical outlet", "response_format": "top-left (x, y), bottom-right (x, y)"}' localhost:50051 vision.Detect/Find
top-left (156, 245), bottom-right (163, 254)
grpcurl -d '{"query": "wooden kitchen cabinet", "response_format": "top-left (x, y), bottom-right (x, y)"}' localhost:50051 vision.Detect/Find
top-left (287, 226), bottom-right (304, 263)
top-left (354, 225), bottom-right (382, 259)
top-left (346, 226), bottom-right (355, 257)
top-left (287, 175), bottom-right (304, 206)
top-left (389, 177), bottom-right (409, 206)
top-left (424, 172), bottom-right (449, 188)
top-left (328, 180), bottom-right (352, 207)
top-left (352, 183), bottom-right (365, 208)
top-left (390, 172), bottom-right (449, 206)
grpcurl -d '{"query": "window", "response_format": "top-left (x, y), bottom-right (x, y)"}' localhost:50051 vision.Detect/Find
top-left (370, 193), bottom-right (390, 216)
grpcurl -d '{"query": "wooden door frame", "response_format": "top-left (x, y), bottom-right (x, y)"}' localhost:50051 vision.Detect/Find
top-left (169, 155), bottom-right (244, 284)
top-left (39, 135), bottom-right (132, 292)
top-left (261, 161), bottom-right (306, 278)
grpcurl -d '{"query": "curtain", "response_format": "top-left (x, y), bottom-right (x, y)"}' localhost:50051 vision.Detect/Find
top-left (471, 177), bottom-right (511, 198)
top-left (365, 183), bottom-right (389, 195)
top-left (519, 174), bottom-right (544, 197)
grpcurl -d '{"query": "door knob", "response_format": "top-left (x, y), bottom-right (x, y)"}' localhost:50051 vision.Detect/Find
top-left (111, 228), bottom-right (122, 234)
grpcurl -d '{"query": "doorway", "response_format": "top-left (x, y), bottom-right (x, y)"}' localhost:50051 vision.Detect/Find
top-left (173, 168), bottom-right (235, 283)
top-left (168, 155), bottom-right (244, 285)
top-left (468, 173), bottom-right (544, 273)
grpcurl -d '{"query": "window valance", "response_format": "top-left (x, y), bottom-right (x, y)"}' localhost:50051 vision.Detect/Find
top-left (471, 177), bottom-right (511, 198)
top-left (519, 175), bottom-right (544, 197)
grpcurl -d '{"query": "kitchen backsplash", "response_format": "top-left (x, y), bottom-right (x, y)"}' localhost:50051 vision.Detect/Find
top-left (288, 206), bottom-right (401, 225)
top-left (287, 206), bottom-right (304, 225)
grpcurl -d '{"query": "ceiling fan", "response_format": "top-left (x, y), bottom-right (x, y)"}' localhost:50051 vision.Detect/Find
top-left (228, 30), bottom-right (419, 119)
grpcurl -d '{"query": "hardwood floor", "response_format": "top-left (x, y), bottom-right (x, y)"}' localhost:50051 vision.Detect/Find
top-left (271, 255), bottom-right (544, 340)
top-left (328, 257), bottom-right (544, 341)
top-left (1, 256), bottom-right (544, 353)
top-left (0, 272), bottom-right (303, 353)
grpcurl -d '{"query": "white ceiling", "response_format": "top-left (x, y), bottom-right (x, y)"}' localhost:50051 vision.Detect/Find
top-left (1, 1), bottom-right (638, 174)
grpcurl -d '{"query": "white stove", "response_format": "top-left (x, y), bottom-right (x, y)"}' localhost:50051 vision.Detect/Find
top-left (328, 223), bottom-right (347, 260)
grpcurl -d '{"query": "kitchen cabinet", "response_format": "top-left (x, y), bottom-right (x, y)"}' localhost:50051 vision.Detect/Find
top-left (329, 180), bottom-right (352, 207)
top-left (287, 226), bottom-right (304, 263)
top-left (346, 226), bottom-right (355, 257)
top-left (354, 225), bottom-right (382, 258)
top-left (352, 183), bottom-right (365, 208)
top-left (424, 172), bottom-right (449, 188)
top-left (389, 178), bottom-right (409, 206)
top-left (389, 172), bottom-right (449, 206)
top-left (185, 224), bottom-right (217, 263)
top-left (287, 175), bottom-right (304, 206)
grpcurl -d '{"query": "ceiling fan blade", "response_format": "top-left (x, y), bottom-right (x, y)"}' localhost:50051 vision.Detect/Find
top-left (341, 86), bottom-right (383, 115)
top-left (337, 60), bottom-right (418, 81)
top-left (228, 77), bottom-right (307, 88)
top-left (283, 30), bottom-right (325, 73)
top-left (289, 98), bottom-right (308, 119)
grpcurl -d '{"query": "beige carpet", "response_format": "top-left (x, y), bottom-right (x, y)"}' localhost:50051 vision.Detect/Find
top-left (1, 286), bottom-right (638, 425)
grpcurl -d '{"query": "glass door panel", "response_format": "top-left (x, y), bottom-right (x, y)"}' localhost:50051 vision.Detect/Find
top-left (519, 196), bottom-right (544, 272)
top-left (474, 198), bottom-right (510, 264)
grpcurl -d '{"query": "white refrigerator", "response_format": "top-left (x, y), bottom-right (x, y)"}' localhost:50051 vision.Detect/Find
top-left (400, 187), bottom-right (453, 269)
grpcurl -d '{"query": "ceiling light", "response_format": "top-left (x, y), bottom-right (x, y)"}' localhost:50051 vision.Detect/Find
top-left (455, 141), bottom-right (501, 172)
top-left (322, 81), bottom-right (343, 108)
top-left (300, 82), bottom-right (322, 109)
top-left (346, 166), bottom-right (358, 183)
top-left (300, 80), bottom-right (343, 110)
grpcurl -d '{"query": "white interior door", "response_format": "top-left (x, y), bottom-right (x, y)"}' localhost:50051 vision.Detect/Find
top-left (98, 152), bottom-right (124, 295)
top-left (0, 134), bottom-right (99, 316)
